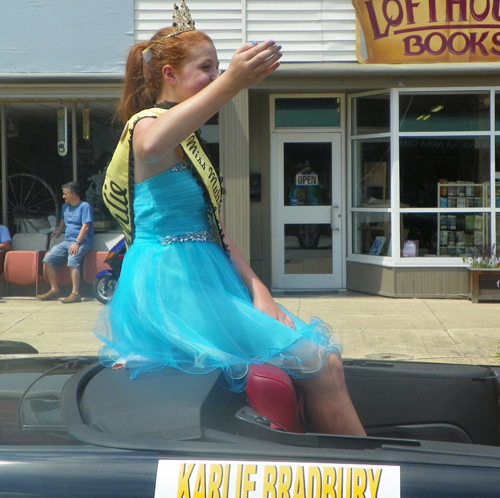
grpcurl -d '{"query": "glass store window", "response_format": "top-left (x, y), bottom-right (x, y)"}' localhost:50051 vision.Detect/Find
top-left (275, 98), bottom-right (340, 128)
top-left (352, 138), bottom-right (391, 208)
top-left (494, 93), bottom-right (500, 250)
top-left (74, 102), bottom-right (122, 233)
top-left (350, 93), bottom-right (391, 256)
top-left (350, 90), bottom-right (497, 262)
top-left (400, 135), bottom-right (490, 256)
top-left (351, 93), bottom-right (390, 135)
top-left (399, 92), bottom-right (490, 132)
top-left (399, 92), bottom-right (492, 258)
top-left (0, 101), bottom-right (120, 236)
top-left (1, 102), bottom-right (74, 233)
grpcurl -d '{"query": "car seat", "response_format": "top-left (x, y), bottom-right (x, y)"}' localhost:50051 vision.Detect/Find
top-left (245, 363), bottom-right (306, 433)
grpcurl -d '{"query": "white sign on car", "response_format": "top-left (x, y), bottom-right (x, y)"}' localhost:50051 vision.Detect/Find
top-left (155, 459), bottom-right (400, 498)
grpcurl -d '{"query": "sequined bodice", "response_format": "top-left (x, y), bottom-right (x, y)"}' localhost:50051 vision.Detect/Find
top-left (133, 165), bottom-right (211, 242)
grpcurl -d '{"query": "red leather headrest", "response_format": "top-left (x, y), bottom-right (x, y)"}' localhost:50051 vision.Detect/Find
top-left (246, 363), bottom-right (305, 433)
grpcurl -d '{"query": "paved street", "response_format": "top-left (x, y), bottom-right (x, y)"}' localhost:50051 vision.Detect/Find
top-left (1, 292), bottom-right (499, 365)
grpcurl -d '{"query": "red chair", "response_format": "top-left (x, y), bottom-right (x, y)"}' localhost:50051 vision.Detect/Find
top-left (246, 363), bottom-right (306, 433)
top-left (2, 233), bottom-right (48, 296)
top-left (82, 250), bottom-right (110, 286)
top-left (43, 234), bottom-right (72, 287)
top-left (42, 262), bottom-right (72, 287)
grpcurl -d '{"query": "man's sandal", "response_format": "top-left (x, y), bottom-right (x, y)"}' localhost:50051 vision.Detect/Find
top-left (60, 293), bottom-right (82, 304)
top-left (37, 289), bottom-right (61, 301)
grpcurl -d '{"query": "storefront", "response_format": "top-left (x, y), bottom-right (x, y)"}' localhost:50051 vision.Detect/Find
top-left (240, 1), bottom-right (500, 298)
top-left (0, 90), bottom-right (223, 240)
top-left (348, 86), bottom-right (500, 297)
top-left (0, 0), bottom-right (132, 244)
top-left (3, 1), bottom-right (500, 298)
top-left (6, 82), bottom-right (491, 299)
top-left (0, 82), bottom-right (122, 236)
top-left (247, 63), bottom-right (500, 297)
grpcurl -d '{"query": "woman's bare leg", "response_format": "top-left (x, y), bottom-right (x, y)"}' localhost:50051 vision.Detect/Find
top-left (294, 353), bottom-right (366, 436)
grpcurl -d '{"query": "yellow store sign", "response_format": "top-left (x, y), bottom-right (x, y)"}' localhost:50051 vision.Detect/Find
top-left (353, 0), bottom-right (500, 63)
top-left (155, 459), bottom-right (400, 498)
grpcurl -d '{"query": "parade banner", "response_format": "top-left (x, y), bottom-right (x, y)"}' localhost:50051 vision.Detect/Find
top-left (352, 0), bottom-right (500, 64)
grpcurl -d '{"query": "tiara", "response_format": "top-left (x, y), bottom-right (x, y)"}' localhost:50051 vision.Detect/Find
top-left (142, 0), bottom-right (196, 62)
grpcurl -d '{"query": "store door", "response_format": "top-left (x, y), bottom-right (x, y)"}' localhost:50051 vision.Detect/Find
top-left (271, 132), bottom-right (344, 289)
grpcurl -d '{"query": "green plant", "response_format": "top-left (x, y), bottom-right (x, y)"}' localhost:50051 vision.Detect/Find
top-left (462, 244), bottom-right (500, 268)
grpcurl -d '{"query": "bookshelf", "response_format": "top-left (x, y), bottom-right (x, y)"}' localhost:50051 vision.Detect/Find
top-left (437, 182), bottom-right (489, 256)
top-left (438, 181), bottom-right (487, 208)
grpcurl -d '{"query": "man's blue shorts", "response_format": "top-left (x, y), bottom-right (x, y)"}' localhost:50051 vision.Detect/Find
top-left (42, 240), bottom-right (91, 270)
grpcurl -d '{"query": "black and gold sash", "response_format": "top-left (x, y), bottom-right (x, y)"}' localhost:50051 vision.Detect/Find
top-left (103, 107), bottom-right (222, 247)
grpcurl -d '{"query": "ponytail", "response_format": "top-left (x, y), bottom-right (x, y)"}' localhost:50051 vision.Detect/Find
top-left (116, 42), bottom-right (157, 123)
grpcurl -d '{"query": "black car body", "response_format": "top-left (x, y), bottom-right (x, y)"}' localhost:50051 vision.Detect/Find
top-left (1, 342), bottom-right (500, 497)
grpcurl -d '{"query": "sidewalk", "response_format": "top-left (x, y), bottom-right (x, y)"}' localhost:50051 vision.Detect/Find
top-left (0, 292), bottom-right (499, 365)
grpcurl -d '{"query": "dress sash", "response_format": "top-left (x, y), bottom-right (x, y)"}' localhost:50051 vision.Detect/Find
top-left (103, 107), bottom-right (222, 247)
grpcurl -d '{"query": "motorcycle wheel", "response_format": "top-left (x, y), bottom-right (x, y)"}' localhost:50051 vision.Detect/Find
top-left (92, 276), bottom-right (117, 305)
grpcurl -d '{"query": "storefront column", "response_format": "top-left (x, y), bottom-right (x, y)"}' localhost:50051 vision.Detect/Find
top-left (1, 104), bottom-right (7, 225)
top-left (219, 90), bottom-right (250, 261)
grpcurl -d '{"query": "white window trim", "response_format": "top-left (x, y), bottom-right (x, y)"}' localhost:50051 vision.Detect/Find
top-left (348, 86), bottom-right (500, 268)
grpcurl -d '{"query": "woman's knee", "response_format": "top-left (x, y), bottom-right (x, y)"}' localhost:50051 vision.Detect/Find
top-left (319, 352), bottom-right (349, 391)
top-left (324, 351), bottom-right (344, 376)
top-left (295, 352), bottom-right (345, 393)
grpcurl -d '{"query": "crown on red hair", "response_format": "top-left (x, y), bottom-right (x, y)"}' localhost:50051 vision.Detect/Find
top-left (142, 0), bottom-right (196, 62)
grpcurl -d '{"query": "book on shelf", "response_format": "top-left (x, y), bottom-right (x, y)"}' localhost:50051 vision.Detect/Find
top-left (466, 215), bottom-right (475, 231)
top-left (474, 215), bottom-right (483, 230)
top-left (439, 179), bottom-right (448, 196)
top-left (440, 215), bottom-right (458, 230)
top-left (402, 240), bottom-right (418, 257)
top-left (449, 215), bottom-right (457, 230)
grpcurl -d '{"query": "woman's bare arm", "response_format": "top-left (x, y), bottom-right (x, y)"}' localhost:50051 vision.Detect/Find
top-left (134, 41), bottom-right (281, 166)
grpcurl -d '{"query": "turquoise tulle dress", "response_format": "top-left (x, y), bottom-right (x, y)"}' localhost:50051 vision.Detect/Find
top-left (94, 163), bottom-right (342, 392)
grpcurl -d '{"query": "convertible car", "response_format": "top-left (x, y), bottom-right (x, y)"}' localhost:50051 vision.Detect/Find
top-left (1, 340), bottom-right (500, 497)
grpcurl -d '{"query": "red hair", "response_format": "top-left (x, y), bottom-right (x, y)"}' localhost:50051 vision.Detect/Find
top-left (117, 28), bottom-right (214, 123)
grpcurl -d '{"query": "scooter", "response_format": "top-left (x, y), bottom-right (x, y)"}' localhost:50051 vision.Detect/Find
top-left (92, 237), bottom-right (126, 304)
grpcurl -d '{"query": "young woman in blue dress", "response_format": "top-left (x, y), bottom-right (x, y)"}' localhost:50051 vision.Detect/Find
top-left (97, 1), bottom-right (365, 437)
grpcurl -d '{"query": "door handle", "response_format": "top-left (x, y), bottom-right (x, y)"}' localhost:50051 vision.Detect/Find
top-left (331, 206), bottom-right (340, 230)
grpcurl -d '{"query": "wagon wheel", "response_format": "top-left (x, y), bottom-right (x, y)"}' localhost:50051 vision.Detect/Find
top-left (0, 173), bottom-right (59, 235)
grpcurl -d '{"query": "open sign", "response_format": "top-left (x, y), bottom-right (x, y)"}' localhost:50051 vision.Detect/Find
top-left (295, 174), bottom-right (318, 186)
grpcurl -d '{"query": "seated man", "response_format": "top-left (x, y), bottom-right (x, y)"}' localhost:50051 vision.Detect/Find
top-left (37, 182), bottom-right (94, 304)
top-left (0, 225), bottom-right (11, 252)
